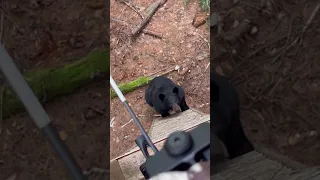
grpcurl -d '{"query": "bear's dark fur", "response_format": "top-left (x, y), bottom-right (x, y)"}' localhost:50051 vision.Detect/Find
top-left (211, 72), bottom-right (254, 159)
top-left (145, 76), bottom-right (189, 117)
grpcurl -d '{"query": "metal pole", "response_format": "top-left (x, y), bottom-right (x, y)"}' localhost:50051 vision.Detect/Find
top-left (0, 44), bottom-right (87, 180)
top-left (110, 76), bottom-right (158, 153)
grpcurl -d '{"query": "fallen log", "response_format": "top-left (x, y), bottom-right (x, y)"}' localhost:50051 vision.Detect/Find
top-left (131, 0), bottom-right (167, 37)
top-left (110, 76), bottom-right (152, 99)
top-left (2, 49), bottom-right (109, 119)
top-left (110, 66), bottom-right (178, 99)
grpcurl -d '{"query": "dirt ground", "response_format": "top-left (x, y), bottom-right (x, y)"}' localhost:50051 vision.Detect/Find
top-left (212, 0), bottom-right (320, 166)
top-left (110, 0), bottom-right (210, 159)
top-left (0, 0), bottom-right (108, 179)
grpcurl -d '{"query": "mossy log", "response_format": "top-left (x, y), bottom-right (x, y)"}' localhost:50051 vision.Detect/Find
top-left (110, 67), bottom-right (177, 99)
top-left (110, 76), bottom-right (152, 99)
top-left (2, 49), bottom-right (109, 119)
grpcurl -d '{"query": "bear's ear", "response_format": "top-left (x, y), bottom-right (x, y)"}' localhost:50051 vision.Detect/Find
top-left (173, 87), bottom-right (179, 94)
top-left (159, 94), bottom-right (165, 101)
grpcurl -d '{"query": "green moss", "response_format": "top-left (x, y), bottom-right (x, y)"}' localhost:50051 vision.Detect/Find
top-left (110, 76), bottom-right (152, 99)
top-left (2, 49), bottom-right (109, 119)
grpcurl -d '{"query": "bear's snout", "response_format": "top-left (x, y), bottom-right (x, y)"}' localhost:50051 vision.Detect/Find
top-left (168, 103), bottom-right (181, 115)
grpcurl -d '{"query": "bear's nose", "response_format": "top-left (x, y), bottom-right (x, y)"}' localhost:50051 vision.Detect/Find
top-left (172, 103), bottom-right (181, 112)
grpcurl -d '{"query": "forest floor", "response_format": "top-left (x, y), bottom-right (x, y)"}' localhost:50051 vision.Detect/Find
top-left (110, 0), bottom-right (210, 159)
top-left (0, 0), bottom-right (109, 179)
top-left (212, 0), bottom-right (320, 166)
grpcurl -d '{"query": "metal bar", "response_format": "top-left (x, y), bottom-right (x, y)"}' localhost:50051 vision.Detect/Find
top-left (110, 76), bottom-right (158, 153)
top-left (0, 44), bottom-right (87, 180)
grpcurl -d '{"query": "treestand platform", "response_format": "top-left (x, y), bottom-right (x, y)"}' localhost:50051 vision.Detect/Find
top-left (110, 108), bottom-right (210, 180)
top-left (110, 108), bottom-right (320, 180)
top-left (211, 147), bottom-right (320, 180)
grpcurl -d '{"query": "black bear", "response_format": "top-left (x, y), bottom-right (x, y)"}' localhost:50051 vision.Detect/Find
top-left (211, 71), bottom-right (254, 159)
top-left (145, 76), bottom-right (189, 117)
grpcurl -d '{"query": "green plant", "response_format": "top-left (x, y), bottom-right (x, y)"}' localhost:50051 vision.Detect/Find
top-left (183, 0), bottom-right (210, 11)
top-left (183, 0), bottom-right (191, 7)
top-left (199, 0), bottom-right (210, 11)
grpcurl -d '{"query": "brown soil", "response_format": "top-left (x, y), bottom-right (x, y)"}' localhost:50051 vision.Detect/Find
top-left (110, 0), bottom-right (210, 159)
top-left (0, 0), bottom-right (108, 179)
top-left (212, 0), bottom-right (320, 166)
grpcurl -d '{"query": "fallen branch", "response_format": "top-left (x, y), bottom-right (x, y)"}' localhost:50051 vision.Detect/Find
top-left (2, 50), bottom-right (109, 119)
top-left (132, 0), bottom-right (167, 37)
top-left (121, 114), bottom-right (144, 128)
top-left (271, 37), bottom-right (299, 64)
top-left (205, 62), bottom-right (210, 72)
top-left (148, 66), bottom-right (176, 77)
top-left (272, 3), bottom-right (320, 63)
top-left (0, 7), bottom-right (23, 34)
top-left (142, 29), bottom-right (163, 38)
top-left (302, 3), bottom-right (320, 35)
top-left (118, 0), bottom-right (144, 19)
top-left (110, 66), bottom-right (177, 99)
top-left (111, 17), bottom-right (163, 38)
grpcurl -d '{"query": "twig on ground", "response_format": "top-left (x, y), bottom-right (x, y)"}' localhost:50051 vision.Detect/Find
top-left (311, 103), bottom-right (320, 118)
top-left (233, 35), bottom-right (286, 72)
top-left (110, 117), bottom-right (116, 128)
top-left (150, 67), bottom-right (177, 78)
top-left (111, 17), bottom-right (163, 38)
top-left (0, 7), bottom-right (23, 34)
top-left (248, 35), bottom-right (287, 59)
top-left (132, 0), bottom-right (167, 37)
top-left (5, 173), bottom-right (17, 180)
top-left (272, 99), bottom-right (315, 129)
top-left (222, 35), bottom-right (239, 75)
top-left (271, 37), bottom-right (299, 64)
top-left (272, 3), bottom-right (320, 63)
top-left (121, 118), bottom-right (133, 128)
top-left (197, 32), bottom-right (210, 49)
top-left (285, 17), bottom-right (293, 47)
top-left (229, 34), bottom-right (287, 79)
top-left (89, 106), bottom-right (104, 115)
top-left (142, 29), bottom-right (163, 38)
top-left (111, 17), bottom-right (129, 26)
top-left (252, 109), bottom-right (265, 121)
top-left (267, 77), bottom-right (283, 96)
top-left (269, 163), bottom-right (287, 180)
top-left (121, 114), bottom-right (147, 128)
top-left (265, 61), bottom-right (308, 96)
top-left (205, 63), bottom-right (210, 72)
top-left (147, 66), bottom-right (176, 77)
top-left (302, 3), bottom-right (320, 35)
top-left (118, 0), bottom-right (144, 19)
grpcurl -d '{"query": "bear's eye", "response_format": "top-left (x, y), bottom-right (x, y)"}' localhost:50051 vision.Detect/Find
top-left (173, 87), bottom-right (179, 94)
top-left (159, 94), bottom-right (165, 101)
